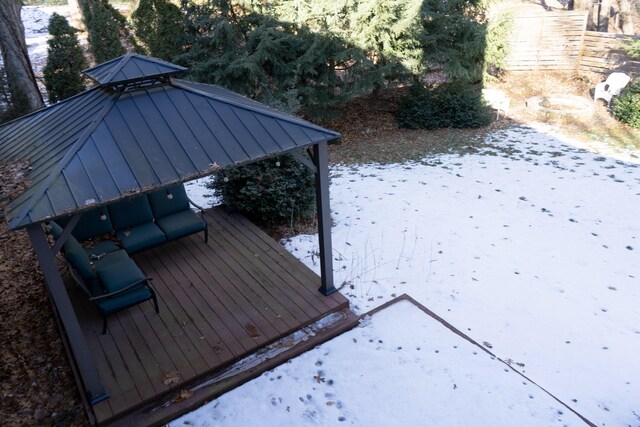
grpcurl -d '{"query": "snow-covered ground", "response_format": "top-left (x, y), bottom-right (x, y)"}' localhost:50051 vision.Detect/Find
top-left (179, 125), bottom-right (640, 426)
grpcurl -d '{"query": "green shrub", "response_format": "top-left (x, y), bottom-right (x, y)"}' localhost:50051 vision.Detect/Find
top-left (396, 82), bottom-right (493, 129)
top-left (484, 10), bottom-right (512, 80)
top-left (177, 1), bottom-right (386, 119)
top-left (208, 155), bottom-right (316, 226)
top-left (612, 82), bottom-right (640, 129)
top-left (132, 0), bottom-right (184, 61)
top-left (82, 0), bottom-right (126, 63)
top-left (43, 13), bottom-right (87, 103)
top-left (622, 39), bottom-right (640, 58)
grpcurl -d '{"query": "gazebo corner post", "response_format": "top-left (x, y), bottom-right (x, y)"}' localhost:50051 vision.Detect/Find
top-left (26, 223), bottom-right (108, 405)
top-left (312, 141), bottom-right (337, 296)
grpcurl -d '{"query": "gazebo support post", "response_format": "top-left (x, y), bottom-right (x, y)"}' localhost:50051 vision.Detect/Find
top-left (26, 223), bottom-right (108, 405)
top-left (312, 141), bottom-right (336, 296)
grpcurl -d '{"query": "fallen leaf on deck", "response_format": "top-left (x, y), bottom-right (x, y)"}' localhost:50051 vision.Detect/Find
top-left (163, 371), bottom-right (181, 386)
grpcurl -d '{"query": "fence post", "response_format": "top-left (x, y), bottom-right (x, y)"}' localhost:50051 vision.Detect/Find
top-left (576, 12), bottom-right (589, 72)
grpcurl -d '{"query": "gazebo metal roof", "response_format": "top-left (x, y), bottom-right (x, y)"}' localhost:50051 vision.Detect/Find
top-left (0, 55), bottom-right (340, 230)
top-left (82, 53), bottom-right (187, 85)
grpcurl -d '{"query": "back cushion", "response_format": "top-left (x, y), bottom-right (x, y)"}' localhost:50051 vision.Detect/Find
top-left (148, 184), bottom-right (190, 219)
top-left (108, 195), bottom-right (154, 230)
top-left (48, 221), bottom-right (64, 240)
top-left (57, 208), bottom-right (113, 241)
top-left (63, 234), bottom-right (95, 282)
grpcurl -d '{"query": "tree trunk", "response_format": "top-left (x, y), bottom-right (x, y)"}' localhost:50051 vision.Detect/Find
top-left (598, 0), bottom-right (611, 31)
top-left (0, 0), bottom-right (44, 116)
top-left (610, 0), bottom-right (635, 34)
top-left (67, 0), bottom-right (86, 31)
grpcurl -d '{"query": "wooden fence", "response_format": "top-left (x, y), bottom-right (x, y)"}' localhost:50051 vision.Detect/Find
top-left (505, 11), bottom-right (640, 75)
top-left (580, 31), bottom-right (640, 74)
top-left (506, 11), bottom-right (588, 72)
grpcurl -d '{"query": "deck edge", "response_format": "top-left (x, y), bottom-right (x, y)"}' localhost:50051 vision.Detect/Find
top-left (108, 307), bottom-right (359, 426)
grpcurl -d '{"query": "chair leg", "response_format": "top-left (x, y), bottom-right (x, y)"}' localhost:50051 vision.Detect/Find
top-left (151, 293), bottom-right (159, 314)
top-left (204, 226), bottom-right (209, 244)
top-left (102, 316), bottom-right (108, 335)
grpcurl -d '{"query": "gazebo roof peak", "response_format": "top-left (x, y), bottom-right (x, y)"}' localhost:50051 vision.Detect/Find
top-left (82, 53), bottom-right (187, 86)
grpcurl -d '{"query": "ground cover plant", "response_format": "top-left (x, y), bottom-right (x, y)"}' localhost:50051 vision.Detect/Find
top-left (0, 161), bottom-right (85, 425)
top-left (209, 155), bottom-right (316, 227)
top-left (612, 82), bottom-right (640, 129)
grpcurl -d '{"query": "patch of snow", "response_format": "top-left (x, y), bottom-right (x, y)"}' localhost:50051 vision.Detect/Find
top-left (184, 177), bottom-right (220, 209)
top-left (178, 124), bottom-right (640, 426)
top-left (173, 300), bottom-right (587, 426)
top-left (22, 6), bottom-right (70, 77)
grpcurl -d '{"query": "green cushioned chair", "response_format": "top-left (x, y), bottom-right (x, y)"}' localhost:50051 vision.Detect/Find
top-left (47, 222), bottom-right (159, 334)
top-left (94, 258), bottom-right (158, 334)
top-left (148, 184), bottom-right (208, 243)
top-left (108, 195), bottom-right (166, 254)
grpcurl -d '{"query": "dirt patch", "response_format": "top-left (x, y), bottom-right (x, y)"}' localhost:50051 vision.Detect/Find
top-left (323, 71), bottom-right (639, 166)
top-left (489, 71), bottom-right (640, 151)
top-left (0, 161), bottom-right (86, 426)
top-left (320, 88), bottom-right (513, 165)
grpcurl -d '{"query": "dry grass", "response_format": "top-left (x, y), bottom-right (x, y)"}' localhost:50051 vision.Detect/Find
top-left (323, 71), bottom-right (640, 166)
top-left (489, 71), bottom-right (640, 152)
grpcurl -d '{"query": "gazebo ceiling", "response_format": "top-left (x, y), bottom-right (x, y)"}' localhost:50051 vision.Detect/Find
top-left (0, 55), bottom-right (340, 230)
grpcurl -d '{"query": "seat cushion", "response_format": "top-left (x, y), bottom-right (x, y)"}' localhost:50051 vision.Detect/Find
top-left (148, 184), bottom-right (190, 219)
top-left (156, 209), bottom-right (206, 241)
top-left (93, 249), bottom-right (130, 270)
top-left (86, 240), bottom-right (121, 257)
top-left (95, 258), bottom-right (151, 314)
top-left (96, 258), bottom-right (146, 293)
top-left (48, 221), bottom-right (64, 240)
top-left (58, 208), bottom-right (113, 241)
top-left (108, 195), bottom-right (154, 230)
top-left (116, 222), bottom-right (166, 254)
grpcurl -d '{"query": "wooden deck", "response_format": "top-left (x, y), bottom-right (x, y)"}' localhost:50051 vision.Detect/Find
top-left (68, 207), bottom-right (351, 425)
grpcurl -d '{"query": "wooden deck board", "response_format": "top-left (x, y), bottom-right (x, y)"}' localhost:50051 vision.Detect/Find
top-left (67, 207), bottom-right (349, 425)
top-left (207, 213), bottom-right (325, 319)
top-left (227, 212), bottom-right (342, 309)
top-left (171, 241), bottom-right (259, 354)
top-left (190, 230), bottom-right (309, 333)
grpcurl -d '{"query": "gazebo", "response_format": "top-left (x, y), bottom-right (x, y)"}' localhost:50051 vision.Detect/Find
top-left (0, 54), bottom-right (351, 424)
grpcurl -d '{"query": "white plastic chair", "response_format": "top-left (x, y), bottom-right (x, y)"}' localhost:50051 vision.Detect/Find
top-left (594, 72), bottom-right (631, 105)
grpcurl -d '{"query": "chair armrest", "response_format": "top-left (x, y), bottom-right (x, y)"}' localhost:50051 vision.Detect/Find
top-left (65, 263), bottom-right (97, 298)
top-left (187, 196), bottom-right (205, 213)
top-left (187, 196), bottom-right (208, 224)
top-left (89, 277), bottom-right (153, 301)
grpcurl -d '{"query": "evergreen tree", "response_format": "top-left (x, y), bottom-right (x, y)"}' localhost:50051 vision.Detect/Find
top-left (81, 0), bottom-right (126, 63)
top-left (415, 0), bottom-right (488, 84)
top-left (179, 0), bottom-right (383, 117)
top-left (43, 13), bottom-right (87, 103)
top-left (132, 0), bottom-right (184, 61)
top-left (266, 0), bottom-right (489, 84)
top-left (350, 0), bottom-right (422, 72)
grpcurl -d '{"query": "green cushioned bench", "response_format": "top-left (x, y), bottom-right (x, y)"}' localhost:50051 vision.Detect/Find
top-left (49, 183), bottom-right (206, 332)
